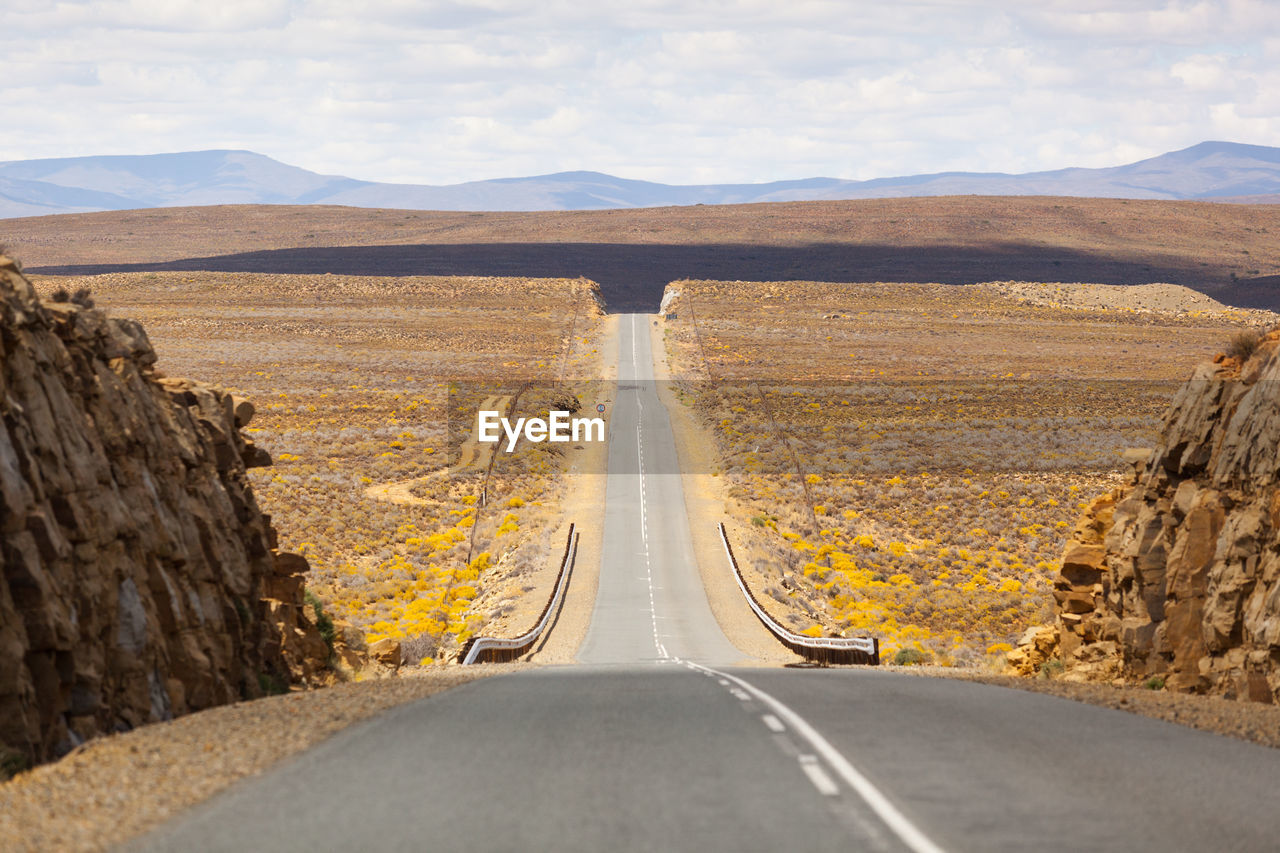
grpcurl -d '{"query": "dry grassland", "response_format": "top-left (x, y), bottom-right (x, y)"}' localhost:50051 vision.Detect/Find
top-left (28, 270), bottom-right (606, 664)
top-left (9, 196), bottom-right (1280, 311)
top-left (663, 279), bottom-right (1272, 664)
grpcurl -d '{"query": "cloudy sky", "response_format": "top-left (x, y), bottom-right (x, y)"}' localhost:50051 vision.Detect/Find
top-left (6, 0), bottom-right (1280, 185)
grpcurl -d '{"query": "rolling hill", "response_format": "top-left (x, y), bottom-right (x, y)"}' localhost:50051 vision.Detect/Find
top-left (8, 195), bottom-right (1280, 311)
top-left (4, 141), bottom-right (1280, 218)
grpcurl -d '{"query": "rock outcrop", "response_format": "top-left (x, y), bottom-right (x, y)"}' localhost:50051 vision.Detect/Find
top-left (1014, 330), bottom-right (1280, 702)
top-left (0, 254), bottom-right (330, 769)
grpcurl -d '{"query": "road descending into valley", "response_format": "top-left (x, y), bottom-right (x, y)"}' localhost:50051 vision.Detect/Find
top-left (135, 315), bottom-right (1280, 853)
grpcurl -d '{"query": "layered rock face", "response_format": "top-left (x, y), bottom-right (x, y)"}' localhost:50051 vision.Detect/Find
top-left (0, 255), bottom-right (327, 768)
top-left (1025, 330), bottom-right (1280, 701)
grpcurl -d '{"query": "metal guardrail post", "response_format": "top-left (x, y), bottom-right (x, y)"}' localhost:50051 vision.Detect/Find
top-left (719, 522), bottom-right (878, 666)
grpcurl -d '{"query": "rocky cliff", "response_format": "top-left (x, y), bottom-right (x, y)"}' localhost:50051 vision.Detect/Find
top-left (1011, 329), bottom-right (1280, 702)
top-left (0, 254), bottom-right (329, 771)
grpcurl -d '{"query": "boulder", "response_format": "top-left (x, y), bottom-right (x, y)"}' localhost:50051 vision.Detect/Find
top-left (369, 638), bottom-right (403, 670)
top-left (231, 395), bottom-right (255, 428)
top-left (1033, 328), bottom-right (1280, 702)
top-left (1005, 625), bottom-right (1059, 677)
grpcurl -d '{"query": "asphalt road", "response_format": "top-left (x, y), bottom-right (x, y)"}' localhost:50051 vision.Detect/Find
top-left (576, 313), bottom-right (743, 665)
top-left (132, 314), bottom-right (1280, 853)
top-left (133, 664), bottom-right (1280, 853)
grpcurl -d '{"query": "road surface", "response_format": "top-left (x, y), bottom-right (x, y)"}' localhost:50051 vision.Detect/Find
top-left (133, 314), bottom-right (1280, 853)
top-left (577, 313), bottom-right (743, 665)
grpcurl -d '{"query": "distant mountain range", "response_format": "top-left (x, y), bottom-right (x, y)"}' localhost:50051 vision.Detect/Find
top-left (3, 141), bottom-right (1280, 219)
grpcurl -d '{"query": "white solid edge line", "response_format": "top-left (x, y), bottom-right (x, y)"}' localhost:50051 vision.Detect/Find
top-left (684, 661), bottom-right (948, 853)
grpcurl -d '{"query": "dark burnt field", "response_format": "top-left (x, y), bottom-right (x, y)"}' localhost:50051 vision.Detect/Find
top-left (7, 195), bottom-right (1280, 311)
top-left (27, 240), bottom-right (1269, 312)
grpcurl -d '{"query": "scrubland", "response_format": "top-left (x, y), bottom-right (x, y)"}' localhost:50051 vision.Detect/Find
top-left (31, 271), bottom-right (605, 663)
top-left (664, 279), bottom-right (1273, 664)
top-left (10, 195), bottom-right (1280, 311)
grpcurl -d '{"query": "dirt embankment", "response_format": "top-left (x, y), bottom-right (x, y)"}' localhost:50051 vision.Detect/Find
top-left (524, 315), bottom-right (619, 664)
top-left (456, 311), bottom-right (617, 663)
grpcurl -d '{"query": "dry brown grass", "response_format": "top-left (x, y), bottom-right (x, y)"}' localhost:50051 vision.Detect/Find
top-left (7, 196), bottom-right (1280, 310)
top-left (30, 270), bottom-right (606, 663)
top-left (663, 279), bottom-right (1260, 663)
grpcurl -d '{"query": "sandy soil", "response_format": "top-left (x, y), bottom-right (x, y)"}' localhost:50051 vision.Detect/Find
top-left (0, 667), bottom-right (519, 852)
top-left (651, 316), bottom-right (799, 665)
top-left (527, 314), bottom-right (619, 664)
top-left (363, 472), bottom-right (442, 507)
top-left (981, 280), bottom-right (1280, 322)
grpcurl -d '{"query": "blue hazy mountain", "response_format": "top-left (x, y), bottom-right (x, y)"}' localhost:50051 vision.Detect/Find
top-left (3, 141), bottom-right (1279, 218)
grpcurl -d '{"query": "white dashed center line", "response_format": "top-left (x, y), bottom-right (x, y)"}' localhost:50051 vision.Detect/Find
top-left (762, 714), bottom-right (786, 733)
top-left (632, 314), bottom-right (667, 662)
top-left (684, 660), bottom-right (947, 853)
top-left (799, 755), bottom-right (841, 797)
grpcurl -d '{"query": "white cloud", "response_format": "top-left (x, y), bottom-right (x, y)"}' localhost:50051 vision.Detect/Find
top-left (3, 1), bottom-right (1280, 184)
top-left (13, 0), bottom-right (294, 33)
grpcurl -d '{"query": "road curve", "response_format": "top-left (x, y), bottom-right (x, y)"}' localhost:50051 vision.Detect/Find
top-left (130, 313), bottom-right (1280, 853)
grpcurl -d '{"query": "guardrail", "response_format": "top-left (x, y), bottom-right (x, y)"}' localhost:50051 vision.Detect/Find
top-left (459, 524), bottom-right (578, 665)
top-left (720, 522), bottom-right (879, 666)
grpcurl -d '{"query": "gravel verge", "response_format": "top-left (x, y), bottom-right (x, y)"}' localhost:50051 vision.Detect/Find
top-left (652, 316), bottom-right (795, 666)
top-left (0, 666), bottom-right (521, 852)
top-left (528, 315), bottom-right (618, 665)
top-left (897, 665), bottom-right (1280, 749)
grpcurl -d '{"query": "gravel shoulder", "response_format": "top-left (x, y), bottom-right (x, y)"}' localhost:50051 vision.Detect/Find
top-left (901, 665), bottom-right (1280, 750)
top-left (0, 667), bottom-right (521, 853)
top-left (528, 314), bottom-right (618, 664)
top-left (440, 312), bottom-right (615, 660)
top-left (651, 315), bottom-right (797, 666)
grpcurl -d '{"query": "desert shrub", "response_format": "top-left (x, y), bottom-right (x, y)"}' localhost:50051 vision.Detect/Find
top-left (1144, 675), bottom-right (1165, 690)
top-left (1225, 329), bottom-right (1263, 361)
top-left (71, 286), bottom-right (95, 308)
top-left (305, 589), bottom-right (336, 655)
top-left (257, 671), bottom-right (288, 696)
top-left (58, 270), bottom-right (605, 655)
top-left (51, 286), bottom-right (70, 303)
top-left (0, 745), bottom-right (28, 782)
top-left (401, 632), bottom-right (437, 665)
top-left (1036, 658), bottom-right (1065, 679)
top-left (893, 647), bottom-right (926, 666)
